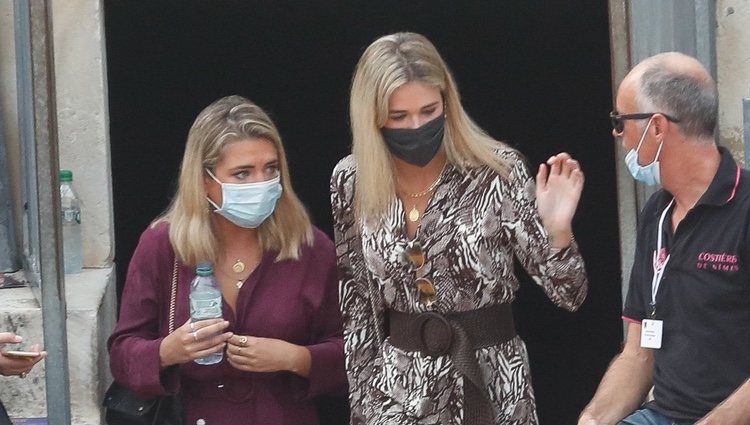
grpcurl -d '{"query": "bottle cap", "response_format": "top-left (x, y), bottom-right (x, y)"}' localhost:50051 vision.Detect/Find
top-left (60, 170), bottom-right (73, 182)
top-left (196, 262), bottom-right (214, 277)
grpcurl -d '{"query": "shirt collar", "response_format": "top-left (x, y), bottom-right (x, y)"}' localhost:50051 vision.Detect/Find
top-left (695, 146), bottom-right (741, 207)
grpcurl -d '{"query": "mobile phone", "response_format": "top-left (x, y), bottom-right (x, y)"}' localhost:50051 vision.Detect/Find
top-left (1, 350), bottom-right (41, 359)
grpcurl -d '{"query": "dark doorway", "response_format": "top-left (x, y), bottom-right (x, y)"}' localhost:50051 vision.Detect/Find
top-left (104, 1), bottom-right (622, 423)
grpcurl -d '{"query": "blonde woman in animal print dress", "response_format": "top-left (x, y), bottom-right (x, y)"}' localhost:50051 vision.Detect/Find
top-left (331, 32), bottom-right (588, 425)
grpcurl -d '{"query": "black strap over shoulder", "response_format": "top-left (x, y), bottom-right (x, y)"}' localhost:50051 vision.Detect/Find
top-left (104, 258), bottom-right (183, 425)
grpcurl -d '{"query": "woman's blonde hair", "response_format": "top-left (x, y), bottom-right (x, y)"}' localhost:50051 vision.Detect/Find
top-left (349, 32), bottom-right (514, 222)
top-left (156, 95), bottom-right (312, 265)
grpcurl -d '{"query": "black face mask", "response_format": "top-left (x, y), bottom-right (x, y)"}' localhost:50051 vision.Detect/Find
top-left (381, 115), bottom-right (445, 167)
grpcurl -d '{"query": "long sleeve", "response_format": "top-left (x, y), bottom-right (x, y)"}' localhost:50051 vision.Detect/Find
top-left (501, 153), bottom-right (588, 311)
top-left (330, 158), bottom-right (382, 424)
top-left (300, 229), bottom-right (349, 398)
top-left (107, 224), bottom-right (180, 399)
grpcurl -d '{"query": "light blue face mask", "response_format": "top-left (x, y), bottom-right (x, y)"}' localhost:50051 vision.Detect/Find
top-left (624, 118), bottom-right (664, 186)
top-left (205, 169), bottom-right (283, 228)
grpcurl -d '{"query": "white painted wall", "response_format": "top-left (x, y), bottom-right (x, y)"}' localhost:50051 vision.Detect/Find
top-left (717, 0), bottom-right (750, 162)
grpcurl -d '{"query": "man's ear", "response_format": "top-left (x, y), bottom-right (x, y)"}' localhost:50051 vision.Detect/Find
top-left (652, 114), bottom-right (668, 137)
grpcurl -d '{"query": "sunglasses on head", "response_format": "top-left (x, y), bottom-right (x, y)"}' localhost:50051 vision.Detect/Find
top-left (404, 240), bottom-right (437, 306)
top-left (609, 111), bottom-right (681, 133)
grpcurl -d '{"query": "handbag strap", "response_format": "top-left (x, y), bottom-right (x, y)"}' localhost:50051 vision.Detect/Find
top-left (168, 258), bottom-right (178, 334)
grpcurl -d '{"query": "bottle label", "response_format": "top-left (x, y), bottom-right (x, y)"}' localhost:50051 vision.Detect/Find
top-left (190, 296), bottom-right (222, 320)
top-left (63, 209), bottom-right (81, 224)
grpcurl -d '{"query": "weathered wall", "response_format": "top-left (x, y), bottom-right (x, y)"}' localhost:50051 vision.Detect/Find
top-left (0, 0), bottom-right (114, 268)
top-left (717, 0), bottom-right (750, 162)
top-left (0, 1), bottom-right (115, 423)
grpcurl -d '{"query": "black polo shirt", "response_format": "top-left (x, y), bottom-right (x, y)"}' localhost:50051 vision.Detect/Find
top-left (623, 146), bottom-right (750, 422)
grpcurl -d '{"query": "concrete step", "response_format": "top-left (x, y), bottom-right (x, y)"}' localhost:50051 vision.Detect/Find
top-left (0, 267), bottom-right (116, 425)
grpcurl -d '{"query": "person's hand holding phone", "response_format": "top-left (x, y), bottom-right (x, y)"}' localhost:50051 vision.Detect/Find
top-left (0, 332), bottom-right (47, 378)
top-left (3, 350), bottom-right (41, 359)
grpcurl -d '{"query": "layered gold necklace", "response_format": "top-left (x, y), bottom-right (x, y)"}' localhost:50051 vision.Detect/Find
top-left (232, 259), bottom-right (247, 289)
top-left (227, 256), bottom-right (260, 289)
top-left (401, 163), bottom-right (447, 223)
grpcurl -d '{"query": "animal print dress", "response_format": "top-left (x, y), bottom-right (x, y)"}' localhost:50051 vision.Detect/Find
top-left (330, 150), bottom-right (588, 425)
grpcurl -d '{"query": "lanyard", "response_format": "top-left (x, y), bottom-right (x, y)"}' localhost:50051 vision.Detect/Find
top-left (650, 199), bottom-right (675, 318)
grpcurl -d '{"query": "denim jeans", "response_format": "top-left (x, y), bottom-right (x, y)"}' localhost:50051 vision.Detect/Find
top-left (618, 408), bottom-right (694, 425)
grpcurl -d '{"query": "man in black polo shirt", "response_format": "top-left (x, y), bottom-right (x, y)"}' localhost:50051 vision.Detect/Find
top-left (578, 52), bottom-right (750, 425)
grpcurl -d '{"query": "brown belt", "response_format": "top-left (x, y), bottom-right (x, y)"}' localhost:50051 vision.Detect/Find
top-left (387, 304), bottom-right (516, 425)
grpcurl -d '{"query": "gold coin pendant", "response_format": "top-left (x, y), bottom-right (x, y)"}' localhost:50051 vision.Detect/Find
top-left (408, 206), bottom-right (420, 222)
top-left (232, 259), bottom-right (245, 274)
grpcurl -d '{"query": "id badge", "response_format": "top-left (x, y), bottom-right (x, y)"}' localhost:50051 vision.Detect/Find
top-left (640, 319), bottom-right (663, 349)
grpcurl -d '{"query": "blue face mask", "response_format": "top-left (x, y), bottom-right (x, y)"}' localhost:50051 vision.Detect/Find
top-left (205, 169), bottom-right (283, 228)
top-left (624, 118), bottom-right (664, 186)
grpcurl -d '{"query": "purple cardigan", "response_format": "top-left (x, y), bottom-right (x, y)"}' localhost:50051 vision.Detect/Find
top-left (108, 223), bottom-right (347, 424)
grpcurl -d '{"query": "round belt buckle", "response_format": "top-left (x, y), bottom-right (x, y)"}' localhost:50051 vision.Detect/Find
top-left (414, 312), bottom-right (453, 357)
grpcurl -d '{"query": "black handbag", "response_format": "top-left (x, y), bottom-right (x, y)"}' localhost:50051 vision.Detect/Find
top-left (103, 259), bottom-right (185, 425)
top-left (103, 381), bottom-right (183, 425)
top-left (0, 399), bottom-right (12, 425)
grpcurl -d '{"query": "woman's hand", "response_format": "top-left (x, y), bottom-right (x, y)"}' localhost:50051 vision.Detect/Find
top-left (158, 319), bottom-right (232, 368)
top-left (0, 332), bottom-right (47, 378)
top-left (226, 335), bottom-right (311, 377)
top-left (536, 152), bottom-right (585, 248)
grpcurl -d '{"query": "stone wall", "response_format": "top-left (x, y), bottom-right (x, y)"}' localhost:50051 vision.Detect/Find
top-left (717, 0), bottom-right (750, 162)
top-left (0, 0), bottom-right (116, 423)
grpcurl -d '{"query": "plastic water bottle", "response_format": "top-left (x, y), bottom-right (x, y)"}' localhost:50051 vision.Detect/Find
top-left (59, 170), bottom-right (82, 274)
top-left (189, 262), bottom-right (223, 365)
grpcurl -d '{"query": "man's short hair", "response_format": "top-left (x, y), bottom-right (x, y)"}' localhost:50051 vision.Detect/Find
top-left (636, 61), bottom-right (717, 139)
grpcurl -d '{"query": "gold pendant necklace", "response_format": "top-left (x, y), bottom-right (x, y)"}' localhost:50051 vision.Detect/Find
top-left (408, 206), bottom-right (420, 222)
top-left (232, 259), bottom-right (246, 273)
top-left (401, 162), bottom-right (448, 224)
top-left (232, 259), bottom-right (246, 288)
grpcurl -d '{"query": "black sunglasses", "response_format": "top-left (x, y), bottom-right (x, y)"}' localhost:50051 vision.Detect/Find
top-left (609, 111), bottom-right (682, 133)
top-left (404, 240), bottom-right (437, 306)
